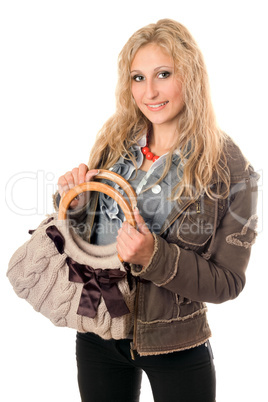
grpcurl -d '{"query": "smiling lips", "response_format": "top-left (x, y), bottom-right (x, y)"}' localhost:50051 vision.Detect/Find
top-left (146, 101), bottom-right (169, 111)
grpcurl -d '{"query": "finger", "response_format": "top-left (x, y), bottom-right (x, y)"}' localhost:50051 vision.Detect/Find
top-left (58, 175), bottom-right (71, 195)
top-left (120, 221), bottom-right (141, 240)
top-left (116, 241), bottom-right (126, 261)
top-left (71, 167), bottom-right (79, 186)
top-left (64, 171), bottom-right (76, 188)
top-left (117, 227), bottom-right (139, 262)
top-left (78, 163), bottom-right (89, 184)
top-left (134, 207), bottom-right (150, 235)
top-left (85, 169), bottom-right (100, 182)
top-left (57, 182), bottom-right (65, 196)
top-left (116, 229), bottom-right (129, 258)
top-left (117, 229), bottom-right (128, 248)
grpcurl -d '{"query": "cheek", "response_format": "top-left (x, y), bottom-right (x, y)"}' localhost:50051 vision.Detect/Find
top-left (175, 81), bottom-right (184, 102)
top-left (172, 85), bottom-right (184, 110)
top-left (169, 79), bottom-right (182, 98)
top-left (131, 87), bottom-right (138, 104)
top-left (131, 84), bottom-right (143, 105)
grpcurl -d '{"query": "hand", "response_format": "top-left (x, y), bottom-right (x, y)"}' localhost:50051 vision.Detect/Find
top-left (116, 207), bottom-right (154, 267)
top-left (57, 163), bottom-right (99, 209)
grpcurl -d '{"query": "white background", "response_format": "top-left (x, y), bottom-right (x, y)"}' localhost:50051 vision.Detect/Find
top-left (1, 0), bottom-right (267, 401)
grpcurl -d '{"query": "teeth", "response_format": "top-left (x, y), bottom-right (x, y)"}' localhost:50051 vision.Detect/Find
top-left (148, 101), bottom-right (168, 108)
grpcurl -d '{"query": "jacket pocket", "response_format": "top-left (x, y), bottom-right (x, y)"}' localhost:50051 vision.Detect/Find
top-left (138, 282), bottom-right (207, 324)
top-left (178, 299), bottom-right (207, 320)
top-left (176, 199), bottom-right (216, 250)
top-left (139, 282), bottom-right (180, 323)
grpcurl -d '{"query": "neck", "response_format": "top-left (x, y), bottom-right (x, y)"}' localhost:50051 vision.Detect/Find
top-left (149, 125), bottom-right (177, 154)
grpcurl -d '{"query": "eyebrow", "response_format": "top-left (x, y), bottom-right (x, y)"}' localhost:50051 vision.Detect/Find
top-left (130, 65), bottom-right (174, 74)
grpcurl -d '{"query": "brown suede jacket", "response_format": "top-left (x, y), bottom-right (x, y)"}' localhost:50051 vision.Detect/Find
top-left (54, 137), bottom-right (259, 356)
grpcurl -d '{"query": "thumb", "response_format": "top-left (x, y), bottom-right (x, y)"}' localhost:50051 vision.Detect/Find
top-left (134, 207), bottom-right (150, 235)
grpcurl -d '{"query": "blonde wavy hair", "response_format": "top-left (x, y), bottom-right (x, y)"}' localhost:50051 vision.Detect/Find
top-left (88, 18), bottom-right (230, 200)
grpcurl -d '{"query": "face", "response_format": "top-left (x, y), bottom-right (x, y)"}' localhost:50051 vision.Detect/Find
top-left (130, 43), bottom-right (184, 131)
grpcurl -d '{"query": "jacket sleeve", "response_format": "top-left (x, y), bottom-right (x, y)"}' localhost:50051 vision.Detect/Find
top-left (131, 168), bottom-right (259, 304)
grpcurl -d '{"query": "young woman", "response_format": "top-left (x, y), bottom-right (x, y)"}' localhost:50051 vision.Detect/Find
top-left (56, 18), bottom-right (259, 402)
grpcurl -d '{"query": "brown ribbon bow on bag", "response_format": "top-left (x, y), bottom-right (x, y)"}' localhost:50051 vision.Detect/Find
top-left (46, 225), bottom-right (130, 319)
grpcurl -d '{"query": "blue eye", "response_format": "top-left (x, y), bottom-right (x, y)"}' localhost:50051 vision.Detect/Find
top-left (132, 75), bottom-right (144, 82)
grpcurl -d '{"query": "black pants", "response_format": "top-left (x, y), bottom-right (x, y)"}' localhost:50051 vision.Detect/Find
top-left (76, 332), bottom-right (216, 402)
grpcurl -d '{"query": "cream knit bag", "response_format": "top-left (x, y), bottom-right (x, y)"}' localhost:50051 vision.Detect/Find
top-left (7, 170), bottom-right (137, 340)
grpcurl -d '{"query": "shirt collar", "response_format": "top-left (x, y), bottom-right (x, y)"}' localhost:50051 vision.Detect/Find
top-left (136, 133), bottom-right (180, 172)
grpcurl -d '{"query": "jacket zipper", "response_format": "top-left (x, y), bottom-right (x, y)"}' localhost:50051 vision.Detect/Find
top-left (196, 200), bottom-right (201, 214)
top-left (130, 278), bottom-right (140, 360)
top-left (159, 200), bottom-right (194, 236)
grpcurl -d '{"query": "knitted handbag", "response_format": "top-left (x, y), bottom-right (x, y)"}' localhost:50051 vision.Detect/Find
top-left (7, 170), bottom-right (137, 340)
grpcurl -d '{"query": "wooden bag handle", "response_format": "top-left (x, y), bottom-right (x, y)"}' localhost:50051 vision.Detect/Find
top-left (58, 169), bottom-right (137, 222)
top-left (58, 170), bottom-right (138, 261)
top-left (58, 180), bottom-right (136, 226)
top-left (58, 181), bottom-right (136, 262)
top-left (96, 169), bottom-right (137, 210)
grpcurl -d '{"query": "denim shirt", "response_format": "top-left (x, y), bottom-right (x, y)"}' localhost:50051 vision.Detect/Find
top-left (91, 135), bottom-right (183, 245)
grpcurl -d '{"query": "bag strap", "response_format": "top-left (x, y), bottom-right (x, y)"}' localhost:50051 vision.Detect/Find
top-left (58, 180), bottom-right (136, 227)
top-left (96, 169), bottom-right (137, 210)
top-left (58, 169), bottom-right (137, 221)
top-left (58, 170), bottom-right (138, 261)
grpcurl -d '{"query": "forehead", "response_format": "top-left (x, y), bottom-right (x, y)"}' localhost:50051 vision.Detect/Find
top-left (131, 43), bottom-right (174, 70)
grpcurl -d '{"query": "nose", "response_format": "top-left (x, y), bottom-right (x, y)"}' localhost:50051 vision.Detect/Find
top-left (145, 78), bottom-right (159, 99)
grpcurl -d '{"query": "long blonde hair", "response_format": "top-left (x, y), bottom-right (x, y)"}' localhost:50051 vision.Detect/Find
top-left (88, 18), bottom-right (230, 200)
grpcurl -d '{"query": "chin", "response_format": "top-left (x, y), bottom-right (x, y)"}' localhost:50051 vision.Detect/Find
top-left (147, 117), bottom-right (172, 126)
